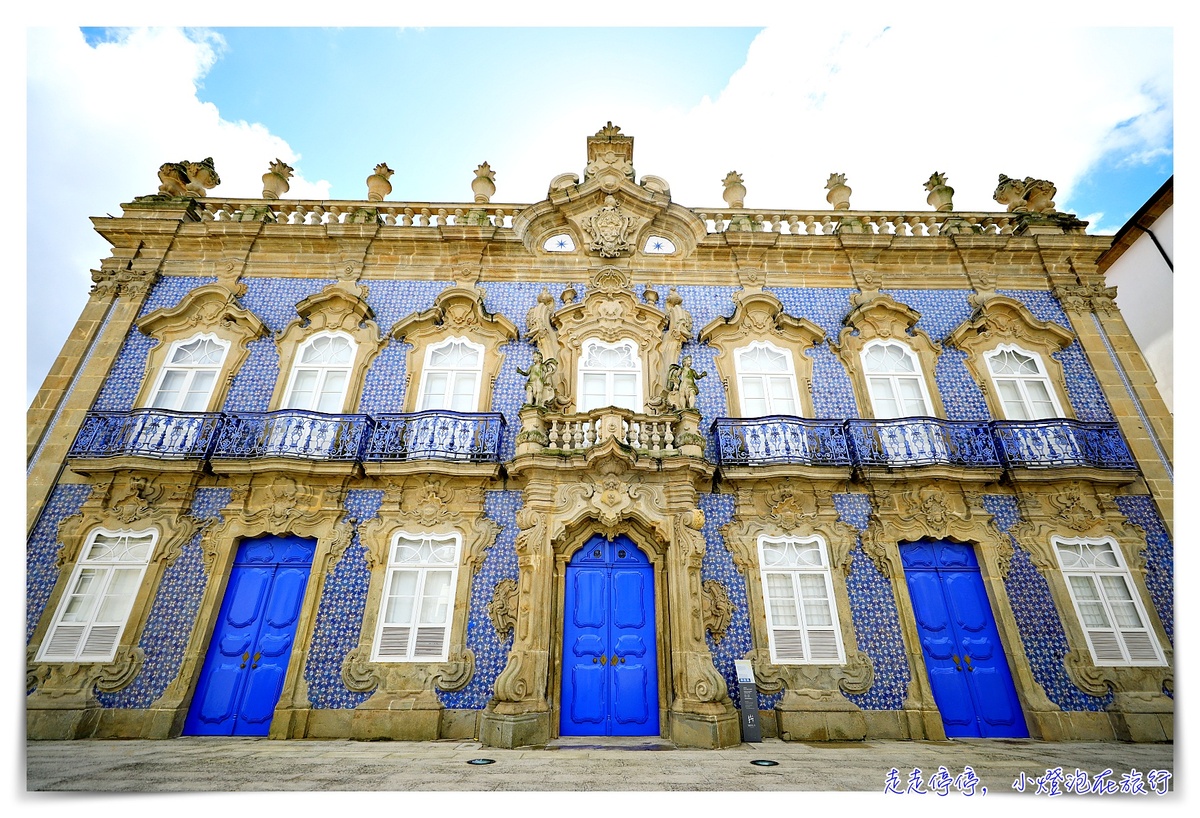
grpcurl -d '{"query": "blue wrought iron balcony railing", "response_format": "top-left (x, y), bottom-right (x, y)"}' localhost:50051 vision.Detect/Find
top-left (991, 419), bottom-right (1136, 470)
top-left (210, 410), bottom-right (373, 461)
top-left (846, 418), bottom-right (999, 468)
top-left (68, 409), bottom-right (223, 460)
top-left (712, 416), bottom-right (1136, 472)
top-left (712, 416), bottom-right (851, 467)
top-left (362, 411), bottom-right (505, 463)
top-left (68, 409), bottom-right (506, 465)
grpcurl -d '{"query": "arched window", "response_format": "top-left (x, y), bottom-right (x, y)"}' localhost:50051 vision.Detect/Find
top-left (416, 338), bottom-right (483, 412)
top-left (985, 346), bottom-right (1063, 420)
top-left (36, 528), bottom-right (158, 662)
top-left (758, 535), bottom-right (844, 663)
top-left (147, 334), bottom-right (229, 412)
top-left (578, 339), bottom-right (642, 412)
top-left (735, 342), bottom-right (801, 416)
top-left (862, 340), bottom-right (934, 418)
top-left (372, 532), bottom-right (462, 662)
top-left (282, 332), bottom-right (356, 413)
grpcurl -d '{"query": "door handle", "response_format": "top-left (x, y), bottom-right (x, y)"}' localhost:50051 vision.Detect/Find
top-left (951, 654), bottom-right (962, 672)
top-left (963, 654), bottom-right (974, 672)
top-left (240, 651), bottom-right (249, 669)
top-left (598, 654), bottom-right (607, 666)
top-left (612, 655), bottom-right (624, 665)
top-left (251, 651), bottom-right (261, 669)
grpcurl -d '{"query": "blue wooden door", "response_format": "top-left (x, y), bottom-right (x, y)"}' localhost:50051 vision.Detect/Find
top-left (901, 540), bottom-right (1028, 738)
top-left (560, 535), bottom-right (658, 737)
top-left (184, 535), bottom-right (316, 736)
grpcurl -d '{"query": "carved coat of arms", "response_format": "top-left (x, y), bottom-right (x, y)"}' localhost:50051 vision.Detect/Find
top-left (582, 195), bottom-right (634, 258)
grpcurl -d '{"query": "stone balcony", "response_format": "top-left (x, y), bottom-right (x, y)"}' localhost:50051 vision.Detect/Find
top-left (515, 406), bottom-right (705, 460)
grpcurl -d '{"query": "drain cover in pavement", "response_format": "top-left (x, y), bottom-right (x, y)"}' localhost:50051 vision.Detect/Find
top-left (750, 759), bottom-right (779, 767)
top-left (467, 758), bottom-right (496, 765)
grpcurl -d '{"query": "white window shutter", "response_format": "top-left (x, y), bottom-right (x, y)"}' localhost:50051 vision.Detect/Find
top-left (806, 628), bottom-right (841, 661)
top-left (44, 624), bottom-right (86, 659)
top-left (413, 626), bottom-right (448, 659)
top-left (772, 629), bottom-right (805, 661)
top-left (376, 625), bottom-right (411, 659)
top-left (81, 625), bottom-right (123, 659)
top-left (1121, 630), bottom-right (1162, 664)
top-left (1086, 629), bottom-right (1126, 664)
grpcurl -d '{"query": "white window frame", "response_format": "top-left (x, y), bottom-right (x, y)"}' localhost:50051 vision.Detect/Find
top-left (415, 337), bottom-right (484, 412)
top-left (861, 339), bottom-right (934, 419)
top-left (281, 331), bottom-right (357, 413)
top-left (145, 333), bottom-right (230, 412)
top-left (735, 341), bottom-right (802, 417)
top-left (1053, 536), bottom-right (1166, 667)
top-left (577, 338), bottom-right (643, 413)
top-left (758, 534), bottom-right (845, 664)
top-left (36, 528), bottom-right (158, 663)
top-left (372, 532), bottom-right (462, 662)
top-left (984, 344), bottom-right (1064, 420)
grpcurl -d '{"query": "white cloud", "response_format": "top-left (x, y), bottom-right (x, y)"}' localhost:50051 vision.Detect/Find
top-left (26, 27), bottom-right (328, 403)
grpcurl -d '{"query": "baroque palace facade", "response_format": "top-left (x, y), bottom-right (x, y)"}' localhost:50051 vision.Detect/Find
top-left (27, 125), bottom-right (1173, 748)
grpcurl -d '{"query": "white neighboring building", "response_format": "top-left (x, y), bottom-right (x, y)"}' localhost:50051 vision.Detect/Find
top-left (1097, 178), bottom-right (1173, 412)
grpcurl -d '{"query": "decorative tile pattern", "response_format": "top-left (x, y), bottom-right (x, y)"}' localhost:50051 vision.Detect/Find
top-left (1053, 341), bottom-right (1114, 422)
top-left (439, 490), bottom-right (522, 710)
top-left (358, 340), bottom-right (411, 416)
top-left (999, 289), bottom-right (1072, 331)
top-left (304, 490), bottom-right (380, 710)
top-left (836, 492), bottom-right (910, 711)
top-left (983, 494), bottom-right (1113, 711)
top-left (26, 484), bottom-right (93, 642)
top-left (96, 488), bottom-right (231, 708)
top-left (1114, 495), bottom-right (1174, 643)
top-left (696, 494), bottom-right (761, 708)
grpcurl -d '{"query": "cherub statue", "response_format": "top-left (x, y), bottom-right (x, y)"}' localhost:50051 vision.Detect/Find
top-left (517, 349), bottom-right (558, 408)
top-left (666, 355), bottom-right (707, 411)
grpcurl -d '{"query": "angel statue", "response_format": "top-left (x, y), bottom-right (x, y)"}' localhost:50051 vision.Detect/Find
top-left (517, 349), bottom-right (559, 408)
top-left (666, 355), bottom-right (707, 411)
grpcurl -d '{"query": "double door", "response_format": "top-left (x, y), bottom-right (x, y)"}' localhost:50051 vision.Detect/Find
top-left (901, 540), bottom-right (1028, 738)
top-left (184, 535), bottom-right (315, 736)
top-left (560, 535), bottom-right (659, 737)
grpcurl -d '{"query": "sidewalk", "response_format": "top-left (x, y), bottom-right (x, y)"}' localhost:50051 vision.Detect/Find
top-left (25, 736), bottom-right (1174, 795)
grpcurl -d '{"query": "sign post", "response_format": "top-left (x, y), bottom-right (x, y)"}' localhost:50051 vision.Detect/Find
top-left (734, 659), bottom-right (762, 743)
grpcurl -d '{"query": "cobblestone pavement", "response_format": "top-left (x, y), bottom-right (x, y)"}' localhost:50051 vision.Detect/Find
top-left (24, 736), bottom-right (1174, 797)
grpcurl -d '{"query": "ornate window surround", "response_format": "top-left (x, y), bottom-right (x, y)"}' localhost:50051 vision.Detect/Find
top-left (145, 334), bottom-right (230, 411)
top-left (280, 330), bottom-right (357, 412)
top-left (946, 294), bottom-right (1075, 420)
top-left (984, 344), bottom-right (1066, 420)
top-left (577, 337), bottom-right (643, 412)
top-left (699, 290), bottom-right (824, 418)
top-left (1051, 535), bottom-right (1166, 668)
top-left (270, 280), bottom-right (383, 413)
top-left (390, 285), bottom-right (518, 413)
top-left (757, 533), bottom-right (846, 664)
top-left (370, 530), bottom-right (463, 663)
top-left (134, 283), bottom-right (266, 411)
top-left (833, 291), bottom-right (944, 419)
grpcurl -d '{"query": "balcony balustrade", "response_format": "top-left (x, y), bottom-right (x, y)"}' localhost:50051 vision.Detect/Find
top-left (362, 411), bottom-right (505, 463)
top-left (68, 409), bottom-right (507, 466)
top-left (712, 416), bottom-right (1136, 473)
top-left (712, 417), bottom-right (850, 467)
top-left (67, 409), bottom-right (222, 460)
top-left (991, 419), bottom-right (1136, 470)
top-left (210, 410), bottom-right (373, 461)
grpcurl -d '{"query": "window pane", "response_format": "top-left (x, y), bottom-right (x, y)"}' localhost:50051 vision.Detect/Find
top-left (765, 574), bottom-right (799, 626)
top-left (1100, 575), bottom-right (1143, 628)
top-left (181, 371), bottom-right (216, 411)
top-left (797, 574), bottom-right (832, 626)
top-left (286, 370), bottom-right (318, 409)
top-left (316, 370), bottom-right (348, 412)
top-left (61, 568), bottom-right (103, 622)
top-left (421, 372), bottom-right (449, 410)
top-left (383, 571), bottom-right (418, 625)
top-left (151, 371), bottom-right (186, 408)
top-left (768, 377), bottom-right (797, 414)
top-left (94, 568), bottom-right (141, 622)
top-left (1068, 575), bottom-right (1110, 628)
top-left (868, 378), bottom-right (900, 418)
top-left (450, 373), bottom-right (477, 411)
top-left (419, 570), bottom-right (453, 625)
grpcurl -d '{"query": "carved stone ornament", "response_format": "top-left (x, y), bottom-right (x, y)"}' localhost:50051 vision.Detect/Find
top-left (582, 195), bottom-right (635, 258)
top-left (993, 174), bottom-right (1057, 214)
top-left (156, 157), bottom-right (221, 198)
top-left (488, 578), bottom-right (519, 639)
top-left (701, 579), bottom-right (733, 644)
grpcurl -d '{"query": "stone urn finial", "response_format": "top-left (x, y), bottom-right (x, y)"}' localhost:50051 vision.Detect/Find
top-left (262, 158), bottom-right (294, 199)
top-left (825, 173), bottom-right (851, 210)
top-left (924, 172), bottom-right (954, 212)
top-left (471, 162), bottom-right (496, 203)
top-left (366, 163), bottom-right (394, 202)
top-left (722, 171), bottom-right (746, 208)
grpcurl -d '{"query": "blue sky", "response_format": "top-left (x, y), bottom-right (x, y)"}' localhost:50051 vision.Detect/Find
top-left (24, 21), bottom-right (1176, 406)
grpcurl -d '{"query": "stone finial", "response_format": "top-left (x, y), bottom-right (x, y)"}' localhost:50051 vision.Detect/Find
top-left (262, 158), bottom-right (294, 199)
top-left (825, 173), bottom-right (851, 210)
top-left (722, 172), bottom-right (746, 208)
top-left (157, 157), bottom-right (221, 198)
top-left (993, 174), bottom-right (1058, 215)
top-left (924, 171), bottom-right (954, 212)
top-left (366, 163), bottom-right (394, 202)
top-left (471, 162), bottom-right (496, 203)
top-left (594, 121), bottom-right (623, 138)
